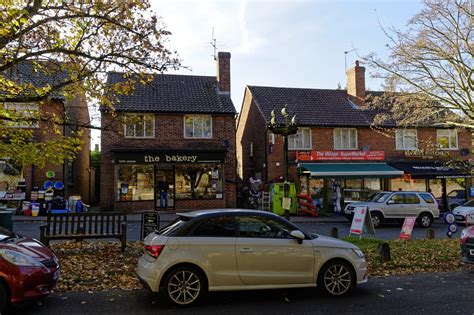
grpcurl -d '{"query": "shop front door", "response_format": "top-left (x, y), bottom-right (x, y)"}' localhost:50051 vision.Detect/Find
top-left (155, 165), bottom-right (175, 210)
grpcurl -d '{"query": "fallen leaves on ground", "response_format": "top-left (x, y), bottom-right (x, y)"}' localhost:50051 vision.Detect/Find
top-left (344, 238), bottom-right (474, 277)
top-left (51, 241), bottom-right (144, 292)
top-left (50, 238), bottom-right (473, 292)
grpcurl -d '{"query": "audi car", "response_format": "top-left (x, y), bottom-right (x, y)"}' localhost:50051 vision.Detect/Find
top-left (137, 209), bottom-right (367, 306)
top-left (460, 225), bottom-right (474, 264)
top-left (0, 228), bottom-right (60, 312)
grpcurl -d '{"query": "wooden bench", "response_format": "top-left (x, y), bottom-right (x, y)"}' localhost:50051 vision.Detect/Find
top-left (40, 212), bottom-right (127, 251)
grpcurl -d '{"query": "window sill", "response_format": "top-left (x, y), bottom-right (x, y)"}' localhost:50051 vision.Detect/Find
top-left (123, 136), bottom-right (155, 139)
top-left (184, 137), bottom-right (213, 139)
top-left (288, 148), bottom-right (312, 151)
top-left (333, 148), bottom-right (359, 151)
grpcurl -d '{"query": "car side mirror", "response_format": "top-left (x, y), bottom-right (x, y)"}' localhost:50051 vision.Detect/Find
top-left (387, 200), bottom-right (395, 205)
top-left (290, 230), bottom-right (305, 244)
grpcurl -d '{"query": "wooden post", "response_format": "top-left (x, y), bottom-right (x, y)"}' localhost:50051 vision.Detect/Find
top-left (378, 242), bottom-right (391, 262)
top-left (426, 228), bottom-right (435, 239)
top-left (330, 226), bottom-right (339, 238)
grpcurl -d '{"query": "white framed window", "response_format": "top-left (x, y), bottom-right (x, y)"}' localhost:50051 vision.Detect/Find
top-left (268, 132), bottom-right (275, 145)
top-left (395, 129), bottom-right (418, 150)
top-left (288, 128), bottom-right (311, 150)
top-left (184, 115), bottom-right (212, 138)
top-left (123, 113), bottom-right (155, 138)
top-left (437, 129), bottom-right (458, 150)
top-left (4, 103), bottom-right (39, 128)
top-left (334, 128), bottom-right (358, 150)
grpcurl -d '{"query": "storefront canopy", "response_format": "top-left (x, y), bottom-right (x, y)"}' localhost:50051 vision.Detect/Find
top-left (298, 163), bottom-right (404, 178)
top-left (388, 162), bottom-right (471, 179)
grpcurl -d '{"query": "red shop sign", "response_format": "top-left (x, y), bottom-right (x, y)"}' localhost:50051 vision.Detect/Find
top-left (297, 150), bottom-right (385, 161)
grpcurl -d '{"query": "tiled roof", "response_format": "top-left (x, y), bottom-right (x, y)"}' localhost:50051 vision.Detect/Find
top-left (2, 62), bottom-right (70, 100)
top-left (248, 85), bottom-right (376, 127)
top-left (106, 72), bottom-right (236, 114)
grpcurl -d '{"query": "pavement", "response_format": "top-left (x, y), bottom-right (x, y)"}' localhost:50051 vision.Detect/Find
top-left (11, 210), bottom-right (350, 224)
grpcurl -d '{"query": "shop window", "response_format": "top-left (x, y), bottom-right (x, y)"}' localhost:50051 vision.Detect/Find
top-left (390, 178), bottom-right (427, 192)
top-left (123, 113), bottom-right (154, 138)
top-left (436, 129), bottom-right (457, 149)
top-left (116, 165), bottom-right (154, 201)
top-left (288, 128), bottom-right (311, 150)
top-left (395, 129), bottom-right (417, 150)
top-left (175, 164), bottom-right (223, 199)
top-left (184, 115), bottom-right (212, 138)
top-left (334, 128), bottom-right (357, 150)
top-left (4, 103), bottom-right (39, 128)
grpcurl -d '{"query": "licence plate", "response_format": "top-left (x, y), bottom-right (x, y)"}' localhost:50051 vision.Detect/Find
top-left (53, 268), bottom-right (60, 280)
top-left (470, 249), bottom-right (474, 256)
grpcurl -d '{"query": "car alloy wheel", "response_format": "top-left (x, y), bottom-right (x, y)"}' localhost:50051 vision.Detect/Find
top-left (319, 261), bottom-right (354, 296)
top-left (165, 268), bottom-right (203, 306)
top-left (418, 214), bottom-right (433, 228)
top-left (371, 213), bottom-right (382, 228)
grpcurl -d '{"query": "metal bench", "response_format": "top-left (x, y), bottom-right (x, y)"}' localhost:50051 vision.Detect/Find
top-left (39, 212), bottom-right (127, 251)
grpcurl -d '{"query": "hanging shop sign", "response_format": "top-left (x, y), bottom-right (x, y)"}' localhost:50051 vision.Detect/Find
top-left (404, 149), bottom-right (449, 159)
top-left (297, 150), bottom-right (385, 161)
top-left (113, 151), bottom-right (226, 164)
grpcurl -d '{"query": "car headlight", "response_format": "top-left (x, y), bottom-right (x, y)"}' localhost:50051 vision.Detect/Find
top-left (0, 249), bottom-right (44, 267)
top-left (352, 248), bottom-right (365, 259)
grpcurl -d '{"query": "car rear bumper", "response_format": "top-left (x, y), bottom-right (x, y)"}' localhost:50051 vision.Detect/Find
top-left (136, 254), bottom-right (165, 292)
top-left (460, 244), bottom-right (474, 264)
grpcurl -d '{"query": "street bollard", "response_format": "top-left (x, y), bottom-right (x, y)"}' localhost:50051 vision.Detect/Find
top-left (284, 210), bottom-right (290, 221)
top-left (330, 226), bottom-right (338, 238)
top-left (426, 228), bottom-right (435, 239)
top-left (378, 242), bottom-right (391, 262)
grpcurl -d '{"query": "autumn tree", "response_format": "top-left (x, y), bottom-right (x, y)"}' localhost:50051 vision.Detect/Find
top-left (0, 0), bottom-right (180, 170)
top-left (365, 0), bottom-right (472, 129)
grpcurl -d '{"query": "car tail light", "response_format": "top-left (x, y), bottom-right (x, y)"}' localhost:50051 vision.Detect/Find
top-left (460, 230), bottom-right (468, 244)
top-left (145, 245), bottom-right (165, 258)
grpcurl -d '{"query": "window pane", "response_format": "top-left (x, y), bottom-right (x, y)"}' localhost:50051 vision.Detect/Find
top-left (395, 130), bottom-right (403, 149)
top-left (185, 116), bottom-right (193, 137)
top-left (303, 129), bottom-right (311, 148)
top-left (342, 130), bottom-right (349, 148)
top-left (350, 129), bottom-right (357, 148)
top-left (175, 164), bottom-right (223, 199)
top-left (192, 217), bottom-right (235, 237)
top-left (419, 193), bottom-right (435, 203)
top-left (450, 130), bottom-right (457, 148)
top-left (194, 116), bottom-right (203, 137)
top-left (390, 194), bottom-right (404, 204)
top-left (334, 129), bottom-right (341, 149)
top-left (236, 216), bottom-right (291, 239)
top-left (437, 135), bottom-right (449, 148)
top-left (405, 194), bottom-right (420, 204)
top-left (116, 165), bottom-right (154, 201)
top-left (203, 116), bottom-right (212, 138)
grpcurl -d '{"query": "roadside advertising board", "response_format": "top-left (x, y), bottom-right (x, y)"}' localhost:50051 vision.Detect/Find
top-left (399, 217), bottom-right (417, 240)
top-left (349, 206), bottom-right (376, 239)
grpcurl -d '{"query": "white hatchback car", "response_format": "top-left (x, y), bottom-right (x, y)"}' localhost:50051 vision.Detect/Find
top-left (453, 200), bottom-right (474, 225)
top-left (137, 209), bottom-right (367, 306)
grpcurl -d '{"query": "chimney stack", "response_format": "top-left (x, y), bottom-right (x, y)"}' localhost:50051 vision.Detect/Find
top-left (217, 52), bottom-right (231, 94)
top-left (346, 60), bottom-right (366, 106)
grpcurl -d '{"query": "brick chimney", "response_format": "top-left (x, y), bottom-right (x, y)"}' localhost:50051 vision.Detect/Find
top-left (217, 52), bottom-right (231, 94)
top-left (346, 60), bottom-right (366, 106)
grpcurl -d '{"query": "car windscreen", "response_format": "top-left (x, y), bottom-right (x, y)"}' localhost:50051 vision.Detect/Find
top-left (157, 216), bottom-right (190, 236)
top-left (0, 227), bottom-right (14, 242)
top-left (371, 193), bottom-right (391, 203)
top-left (462, 199), bottom-right (474, 207)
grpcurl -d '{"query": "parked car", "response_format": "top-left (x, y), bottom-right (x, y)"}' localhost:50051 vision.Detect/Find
top-left (137, 209), bottom-right (367, 306)
top-left (452, 200), bottom-right (474, 225)
top-left (344, 191), bottom-right (439, 228)
top-left (0, 228), bottom-right (60, 312)
top-left (460, 225), bottom-right (474, 264)
top-left (437, 189), bottom-right (467, 211)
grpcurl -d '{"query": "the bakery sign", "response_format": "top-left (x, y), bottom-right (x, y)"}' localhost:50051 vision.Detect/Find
top-left (297, 150), bottom-right (385, 161)
top-left (113, 151), bottom-right (226, 164)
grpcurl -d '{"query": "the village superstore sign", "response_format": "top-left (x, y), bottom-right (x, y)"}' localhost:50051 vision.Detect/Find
top-left (113, 151), bottom-right (226, 164)
top-left (297, 150), bottom-right (385, 161)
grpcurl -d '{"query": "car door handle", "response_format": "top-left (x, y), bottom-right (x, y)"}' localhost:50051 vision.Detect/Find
top-left (240, 248), bottom-right (253, 253)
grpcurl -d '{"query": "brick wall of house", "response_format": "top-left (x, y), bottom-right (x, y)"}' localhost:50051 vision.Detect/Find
top-left (262, 126), bottom-right (472, 183)
top-left (100, 112), bottom-right (236, 212)
top-left (236, 88), bottom-right (267, 182)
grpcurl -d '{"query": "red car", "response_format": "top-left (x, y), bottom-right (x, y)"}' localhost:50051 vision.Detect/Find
top-left (0, 228), bottom-right (60, 312)
top-left (460, 225), bottom-right (474, 264)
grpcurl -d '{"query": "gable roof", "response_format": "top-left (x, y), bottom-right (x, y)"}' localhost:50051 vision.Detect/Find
top-left (1, 62), bottom-right (70, 100)
top-left (247, 85), bottom-right (376, 127)
top-left (106, 72), bottom-right (236, 114)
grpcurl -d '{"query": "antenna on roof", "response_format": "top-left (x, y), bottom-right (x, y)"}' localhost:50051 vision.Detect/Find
top-left (344, 47), bottom-right (358, 71)
top-left (210, 27), bottom-right (218, 61)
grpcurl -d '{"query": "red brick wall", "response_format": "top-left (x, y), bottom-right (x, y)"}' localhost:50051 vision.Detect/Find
top-left (236, 88), bottom-right (267, 182)
top-left (100, 112), bottom-right (236, 212)
top-left (217, 52), bottom-right (231, 93)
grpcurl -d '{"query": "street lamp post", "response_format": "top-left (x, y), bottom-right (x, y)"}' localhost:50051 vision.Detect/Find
top-left (267, 105), bottom-right (298, 220)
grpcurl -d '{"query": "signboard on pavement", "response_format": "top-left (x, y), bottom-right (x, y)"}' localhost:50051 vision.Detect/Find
top-left (349, 206), bottom-right (376, 238)
top-left (399, 217), bottom-right (417, 240)
top-left (141, 212), bottom-right (160, 240)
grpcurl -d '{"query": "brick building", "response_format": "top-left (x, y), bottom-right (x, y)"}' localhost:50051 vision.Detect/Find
top-left (1, 63), bottom-right (91, 203)
top-left (236, 61), bottom-right (472, 211)
top-left (100, 52), bottom-right (237, 212)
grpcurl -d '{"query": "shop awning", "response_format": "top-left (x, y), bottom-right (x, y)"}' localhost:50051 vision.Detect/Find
top-left (298, 163), bottom-right (404, 178)
top-left (388, 162), bottom-right (471, 179)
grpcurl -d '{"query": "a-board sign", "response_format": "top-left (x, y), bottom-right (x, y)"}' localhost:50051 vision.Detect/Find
top-left (349, 206), bottom-right (376, 238)
top-left (399, 217), bottom-right (417, 240)
top-left (141, 212), bottom-right (160, 239)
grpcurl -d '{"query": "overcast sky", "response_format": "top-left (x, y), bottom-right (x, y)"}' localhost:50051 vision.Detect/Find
top-left (91, 0), bottom-right (423, 148)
